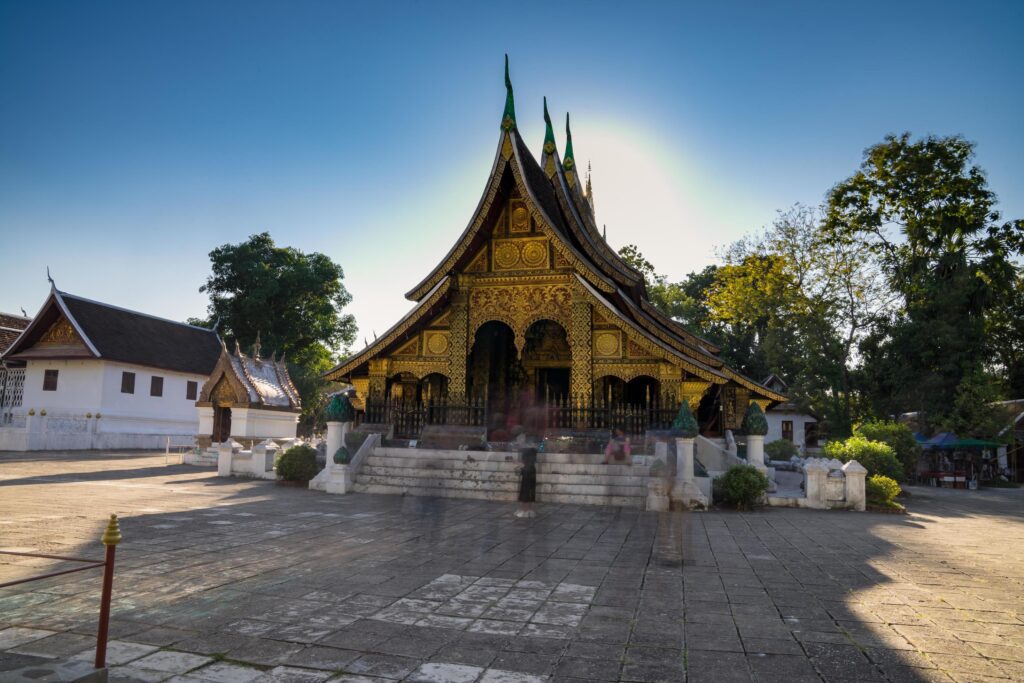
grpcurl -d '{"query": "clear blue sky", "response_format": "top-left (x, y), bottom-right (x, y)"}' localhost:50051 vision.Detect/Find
top-left (2, 1), bottom-right (1021, 350)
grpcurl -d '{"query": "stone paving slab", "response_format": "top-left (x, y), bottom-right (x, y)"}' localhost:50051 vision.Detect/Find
top-left (1, 451), bottom-right (1023, 682)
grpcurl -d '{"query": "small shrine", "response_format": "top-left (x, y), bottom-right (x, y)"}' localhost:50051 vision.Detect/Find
top-left (196, 335), bottom-right (301, 447)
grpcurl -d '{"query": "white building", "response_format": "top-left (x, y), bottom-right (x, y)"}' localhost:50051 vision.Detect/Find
top-left (0, 287), bottom-right (221, 451)
top-left (761, 374), bottom-right (819, 453)
top-left (195, 335), bottom-right (301, 447)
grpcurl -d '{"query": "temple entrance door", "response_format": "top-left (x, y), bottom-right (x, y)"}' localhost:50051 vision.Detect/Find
top-left (468, 321), bottom-right (522, 435)
top-left (536, 368), bottom-right (570, 401)
top-left (212, 406), bottom-right (232, 442)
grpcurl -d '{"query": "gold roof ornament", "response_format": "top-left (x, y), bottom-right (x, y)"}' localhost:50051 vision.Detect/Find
top-left (101, 514), bottom-right (122, 546)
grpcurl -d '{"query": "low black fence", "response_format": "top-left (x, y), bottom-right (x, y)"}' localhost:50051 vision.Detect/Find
top-left (360, 396), bottom-right (678, 440)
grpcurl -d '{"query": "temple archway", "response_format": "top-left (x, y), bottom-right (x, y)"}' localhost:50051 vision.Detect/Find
top-left (522, 319), bottom-right (571, 402)
top-left (468, 321), bottom-right (523, 411)
top-left (596, 375), bottom-right (660, 406)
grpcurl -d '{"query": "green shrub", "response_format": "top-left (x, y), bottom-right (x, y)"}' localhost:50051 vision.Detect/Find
top-left (854, 420), bottom-right (921, 479)
top-left (823, 435), bottom-right (903, 481)
top-left (866, 474), bottom-right (901, 506)
top-left (275, 444), bottom-right (320, 482)
top-left (718, 465), bottom-right (769, 510)
top-left (765, 439), bottom-right (799, 461)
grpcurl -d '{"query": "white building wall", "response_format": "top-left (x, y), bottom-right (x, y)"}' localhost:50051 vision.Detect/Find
top-left (96, 362), bottom-right (203, 435)
top-left (1, 359), bottom-right (209, 451)
top-left (766, 410), bottom-right (818, 452)
top-left (21, 360), bottom-right (105, 415)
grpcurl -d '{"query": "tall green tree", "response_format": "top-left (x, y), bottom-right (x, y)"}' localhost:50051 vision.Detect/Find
top-left (192, 232), bottom-right (357, 429)
top-left (824, 134), bottom-right (1023, 425)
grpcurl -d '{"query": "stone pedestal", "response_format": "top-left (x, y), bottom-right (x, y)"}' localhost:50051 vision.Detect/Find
top-left (325, 464), bottom-right (353, 494)
top-left (842, 460), bottom-right (867, 511)
top-left (747, 435), bottom-right (766, 473)
top-left (646, 479), bottom-right (670, 511)
top-left (671, 437), bottom-right (708, 508)
top-left (326, 421), bottom-right (351, 462)
top-left (803, 458), bottom-right (830, 509)
top-left (217, 439), bottom-right (243, 477)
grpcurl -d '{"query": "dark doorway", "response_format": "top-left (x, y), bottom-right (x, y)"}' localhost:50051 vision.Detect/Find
top-left (536, 367), bottom-right (570, 401)
top-left (468, 321), bottom-right (522, 414)
top-left (213, 406), bottom-right (232, 443)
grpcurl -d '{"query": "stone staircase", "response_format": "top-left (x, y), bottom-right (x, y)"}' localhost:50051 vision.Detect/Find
top-left (352, 447), bottom-right (652, 508)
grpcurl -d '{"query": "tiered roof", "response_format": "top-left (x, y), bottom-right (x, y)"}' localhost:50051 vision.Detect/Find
top-left (326, 58), bottom-right (785, 403)
top-left (198, 335), bottom-right (301, 412)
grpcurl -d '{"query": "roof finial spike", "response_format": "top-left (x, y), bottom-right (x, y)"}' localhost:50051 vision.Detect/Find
top-left (603, 224), bottom-right (607, 240)
top-left (501, 54), bottom-right (516, 131)
top-left (252, 331), bottom-right (262, 360)
top-left (46, 266), bottom-right (55, 290)
top-left (542, 97), bottom-right (555, 151)
top-left (234, 339), bottom-right (241, 356)
top-left (563, 112), bottom-right (576, 171)
top-left (220, 336), bottom-right (228, 353)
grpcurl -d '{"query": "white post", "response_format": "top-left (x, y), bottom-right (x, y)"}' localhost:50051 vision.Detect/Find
top-left (216, 442), bottom-right (233, 477)
top-left (842, 460), bottom-right (867, 511)
top-left (803, 458), bottom-right (829, 509)
top-left (325, 421), bottom-right (348, 462)
top-left (671, 437), bottom-right (707, 508)
top-left (747, 434), bottom-right (766, 474)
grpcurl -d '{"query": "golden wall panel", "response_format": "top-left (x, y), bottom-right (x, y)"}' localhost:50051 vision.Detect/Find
top-left (491, 237), bottom-right (550, 271)
top-left (592, 330), bottom-right (622, 359)
top-left (423, 330), bottom-right (450, 357)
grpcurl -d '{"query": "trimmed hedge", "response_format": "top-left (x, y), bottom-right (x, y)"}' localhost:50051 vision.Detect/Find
top-left (275, 444), bottom-right (320, 482)
top-left (765, 439), bottom-right (799, 461)
top-left (854, 420), bottom-right (921, 479)
top-left (718, 465), bottom-right (769, 510)
top-left (866, 474), bottom-right (901, 506)
top-left (824, 435), bottom-right (903, 481)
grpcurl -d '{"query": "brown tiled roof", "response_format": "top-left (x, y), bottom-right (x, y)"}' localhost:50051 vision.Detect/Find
top-left (59, 293), bottom-right (221, 375)
top-left (0, 312), bottom-right (30, 355)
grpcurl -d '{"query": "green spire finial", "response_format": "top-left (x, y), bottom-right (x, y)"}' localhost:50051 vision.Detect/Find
top-left (501, 54), bottom-right (516, 131)
top-left (563, 113), bottom-right (576, 170)
top-left (542, 97), bottom-right (556, 155)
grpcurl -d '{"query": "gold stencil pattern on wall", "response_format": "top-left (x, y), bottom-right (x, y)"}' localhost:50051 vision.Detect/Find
top-left (38, 318), bottom-right (80, 346)
top-left (423, 331), bottom-right (450, 356)
top-left (393, 337), bottom-right (419, 356)
top-left (510, 202), bottom-right (530, 233)
top-left (491, 238), bottom-right (550, 271)
top-left (593, 330), bottom-right (622, 358)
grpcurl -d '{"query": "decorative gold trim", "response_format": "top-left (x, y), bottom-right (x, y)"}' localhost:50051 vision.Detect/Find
top-left (592, 362), bottom-right (662, 382)
top-left (389, 359), bottom-right (450, 379)
top-left (423, 330), bottom-right (450, 357)
top-left (37, 318), bottom-right (81, 346)
top-left (593, 330), bottom-right (622, 358)
top-left (325, 278), bottom-right (452, 380)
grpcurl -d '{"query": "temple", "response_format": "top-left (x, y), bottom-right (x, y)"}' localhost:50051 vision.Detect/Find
top-left (325, 58), bottom-right (785, 439)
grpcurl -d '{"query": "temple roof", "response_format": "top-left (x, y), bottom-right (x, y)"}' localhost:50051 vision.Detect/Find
top-left (216, 339), bottom-right (301, 410)
top-left (0, 312), bottom-right (31, 356)
top-left (3, 288), bottom-right (221, 376)
top-left (328, 59), bottom-right (784, 403)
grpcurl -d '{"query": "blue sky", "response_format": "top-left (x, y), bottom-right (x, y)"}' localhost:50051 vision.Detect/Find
top-left (1, 1), bottom-right (1021, 350)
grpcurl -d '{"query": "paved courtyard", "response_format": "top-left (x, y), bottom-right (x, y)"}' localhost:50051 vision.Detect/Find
top-left (1, 452), bottom-right (1022, 683)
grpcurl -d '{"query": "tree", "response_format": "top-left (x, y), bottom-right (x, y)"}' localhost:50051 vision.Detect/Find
top-left (854, 420), bottom-right (922, 479)
top-left (192, 232), bottom-right (357, 429)
top-left (824, 133), bottom-right (1023, 426)
top-left (943, 370), bottom-right (1009, 442)
top-left (985, 273), bottom-right (1024, 397)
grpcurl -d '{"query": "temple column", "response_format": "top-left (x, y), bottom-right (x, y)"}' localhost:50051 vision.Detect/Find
top-left (448, 291), bottom-right (469, 399)
top-left (659, 365), bottom-right (682, 407)
top-left (368, 359), bottom-right (389, 400)
top-left (569, 298), bottom-right (592, 400)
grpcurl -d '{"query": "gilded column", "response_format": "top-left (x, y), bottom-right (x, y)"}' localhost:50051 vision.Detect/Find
top-left (368, 359), bottom-right (390, 400)
top-left (448, 291), bottom-right (469, 399)
top-left (569, 298), bottom-right (592, 400)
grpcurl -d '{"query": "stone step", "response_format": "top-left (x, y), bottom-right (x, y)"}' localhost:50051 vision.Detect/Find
top-left (373, 447), bottom-right (632, 466)
top-left (367, 455), bottom-right (520, 472)
top-left (358, 466), bottom-right (521, 484)
top-left (352, 482), bottom-right (518, 501)
top-left (536, 473), bottom-right (651, 487)
top-left (368, 452), bottom-right (648, 477)
top-left (536, 483), bottom-right (648, 497)
top-left (354, 474), bottom-right (519, 493)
